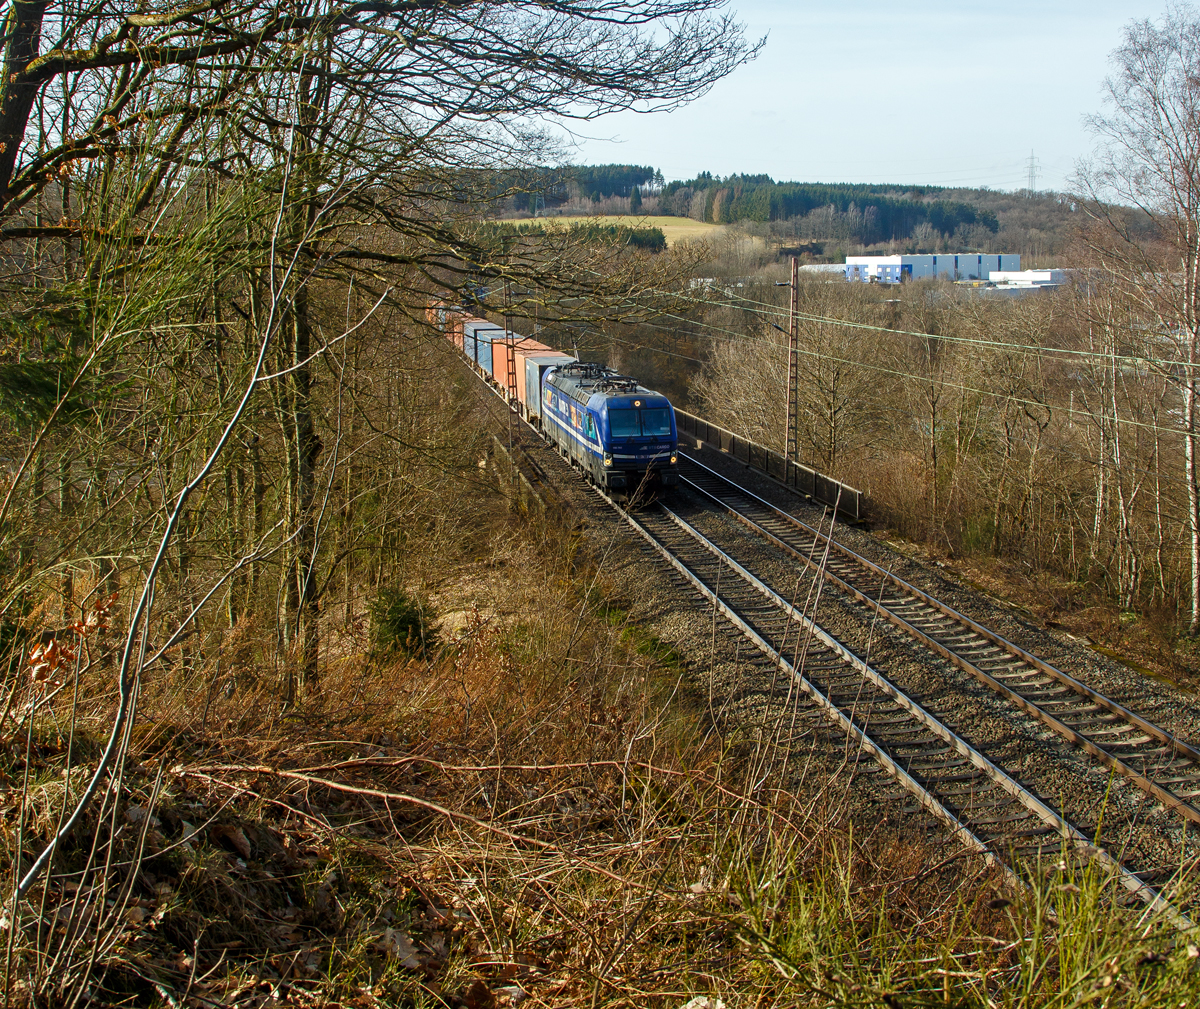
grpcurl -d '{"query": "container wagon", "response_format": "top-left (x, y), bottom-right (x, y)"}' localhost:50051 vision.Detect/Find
top-left (434, 308), bottom-right (678, 492)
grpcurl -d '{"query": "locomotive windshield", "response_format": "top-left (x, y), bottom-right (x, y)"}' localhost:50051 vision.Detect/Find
top-left (608, 409), bottom-right (641, 438)
top-left (608, 406), bottom-right (673, 438)
top-left (641, 408), bottom-right (672, 436)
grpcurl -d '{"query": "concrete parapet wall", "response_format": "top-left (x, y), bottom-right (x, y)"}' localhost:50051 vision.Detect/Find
top-left (674, 409), bottom-right (864, 521)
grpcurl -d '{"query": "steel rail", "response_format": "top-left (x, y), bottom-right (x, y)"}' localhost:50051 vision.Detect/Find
top-left (620, 494), bottom-right (1187, 925)
top-left (450, 342), bottom-right (1191, 928)
top-left (599, 486), bottom-right (995, 859)
top-left (678, 452), bottom-right (1200, 829)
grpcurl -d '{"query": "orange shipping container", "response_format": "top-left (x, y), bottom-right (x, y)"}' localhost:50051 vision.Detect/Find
top-left (514, 342), bottom-right (559, 405)
top-left (492, 335), bottom-right (551, 401)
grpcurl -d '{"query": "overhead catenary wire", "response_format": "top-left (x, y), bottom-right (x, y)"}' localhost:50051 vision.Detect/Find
top-left (658, 281), bottom-right (1198, 373)
top-left (574, 330), bottom-right (1200, 549)
top-left (605, 307), bottom-right (1190, 441)
top-left (487, 306), bottom-right (1200, 532)
top-left (550, 302), bottom-right (1186, 441)
top-left (598, 323), bottom-right (1200, 508)
top-left (503, 277), bottom-right (1200, 468)
top-left (552, 264), bottom-right (1192, 374)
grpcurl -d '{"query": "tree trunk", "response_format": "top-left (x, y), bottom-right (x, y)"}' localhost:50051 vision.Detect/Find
top-left (991, 422), bottom-right (1013, 556)
top-left (0, 2), bottom-right (48, 205)
top-left (1186, 361), bottom-right (1200, 635)
top-left (290, 287), bottom-right (321, 691)
top-left (250, 433), bottom-right (264, 601)
top-left (58, 450), bottom-right (72, 618)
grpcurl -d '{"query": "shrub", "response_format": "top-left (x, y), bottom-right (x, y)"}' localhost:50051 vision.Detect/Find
top-left (369, 587), bottom-right (438, 659)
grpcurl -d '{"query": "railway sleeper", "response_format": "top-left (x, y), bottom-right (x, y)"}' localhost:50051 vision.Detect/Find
top-left (895, 613), bottom-right (953, 628)
top-left (968, 812), bottom-right (1050, 828)
top-left (909, 623), bottom-right (968, 639)
top-left (920, 623), bottom-right (982, 638)
top-left (917, 770), bottom-right (986, 785)
top-left (957, 795), bottom-right (1025, 811)
top-left (821, 677), bottom-right (887, 692)
top-left (858, 730), bottom-right (936, 747)
top-left (1089, 729), bottom-right (1152, 743)
top-left (1078, 718), bottom-right (1141, 733)
top-left (998, 674), bottom-right (1060, 691)
top-left (858, 713), bottom-right (931, 727)
top-left (936, 635), bottom-right (995, 649)
top-left (1007, 680), bottom-right (1058, 694)
top-left (905, 616), bottom-right (960, 630)
top-left (877, 732), bottom-right (946, 747)
top-left (991, 836), bottom-right (1059, 854)
top-left (900, 749), bottom-right (969, 764)
top-left (825, 562), bottom-right (858, 577)
top-left (1091, 734), bottom-right (1153, 749)
top-left (954, 646), bottom-right (1012, 661)
top-left (1017, 688), bottom-right (1077, 703)
top-left (902, 758), bottom-right (969, 777)
top-left (819, 683), bottom-right (883, 699)
top-left (969, 658), bottom-right (1032, 673)
top-left (937, 787), bottom-right (1014, 805)
top-left (1053, 704), bottom-right (1124, 718)
top-left (827, 692), bottom-right (893, 708)
top-left (797, 666), bottom-right (851, 680)
top-left (1167, 787), bottom-right (1200, 801)
top-left (1143, 771), bottom-right (1200, 786)
top-left (1039, 701), bottom-right (1105, 717)
top-left (849, 724), bottom-right (931, 739)
top-left (974, 659), bottom-right (1034, 673)
top-left (863, 737), bottom-right (940, 754)
top-left (1103, 748), bottom-right (1163, 766)
top-left (1062, 716), bottom-right (1141, 737)
top-left (979, 666), bottom-right (1037, 681)
top-left (892, 758), bottom-right (962, 775)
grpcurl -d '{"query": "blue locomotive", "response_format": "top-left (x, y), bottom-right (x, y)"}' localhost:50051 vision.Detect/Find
top-left (541, 361), bottom-right (679, 491)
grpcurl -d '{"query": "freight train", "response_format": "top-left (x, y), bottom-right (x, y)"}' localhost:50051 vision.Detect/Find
top-left (429, 305), bottom-right (679, 492)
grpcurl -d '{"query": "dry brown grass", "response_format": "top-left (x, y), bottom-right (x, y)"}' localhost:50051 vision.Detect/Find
top-left (1, 493), bottom-right (1194, 1008)
top-left (0, 502), bottom-right (914, 1006)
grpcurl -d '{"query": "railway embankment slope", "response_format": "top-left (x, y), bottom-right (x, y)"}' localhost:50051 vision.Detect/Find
top-left (15, 359), bottom-right (1200, 1006)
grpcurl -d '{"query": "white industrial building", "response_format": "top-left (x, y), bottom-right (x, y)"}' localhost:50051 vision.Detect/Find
top-left (988, 269), bottom-right (1066, 289)
top-left (844, 253), bottom-right (1020, 284)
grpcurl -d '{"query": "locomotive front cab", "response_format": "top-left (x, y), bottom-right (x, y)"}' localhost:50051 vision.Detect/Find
top-left (597, 394), bottom-right (679, 490)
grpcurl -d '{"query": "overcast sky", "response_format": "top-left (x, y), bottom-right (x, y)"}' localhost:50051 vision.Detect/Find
top-left (567, 1), bottom-right (1170, 192)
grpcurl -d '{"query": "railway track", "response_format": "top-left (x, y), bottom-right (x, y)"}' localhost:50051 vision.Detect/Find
top-left (676, 453), bottom-right (1200, 838)
top-left (461, 351), bottom-right (1193, 921)
top-left (593, 485), bottom-right (1187, 925)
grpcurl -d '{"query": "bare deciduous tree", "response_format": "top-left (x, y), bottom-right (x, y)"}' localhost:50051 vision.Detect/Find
top-left (1078, 1), bottom-right (1200, 632)
top-left (0, 2), bottom-right (757, 981)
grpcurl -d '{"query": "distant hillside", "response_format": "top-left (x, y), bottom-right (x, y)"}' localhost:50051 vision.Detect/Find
top-left (494, 167), bottom-right (1080, 263)
top-left (657, 175), bottom-right (1077, 262)
top-left (936, 186), bottom-right (1078, 262)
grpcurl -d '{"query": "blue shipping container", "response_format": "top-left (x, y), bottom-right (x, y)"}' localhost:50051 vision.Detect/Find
top-left (463, 322), bottom-right (504, 373)
top-left (524, 353), bottom-right (574, 420)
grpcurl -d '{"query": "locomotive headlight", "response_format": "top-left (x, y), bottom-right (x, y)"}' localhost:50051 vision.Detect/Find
top-left (603, 453), bottom-right (613, 467)
top-left (670, 454), bottom-right (677, 464)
